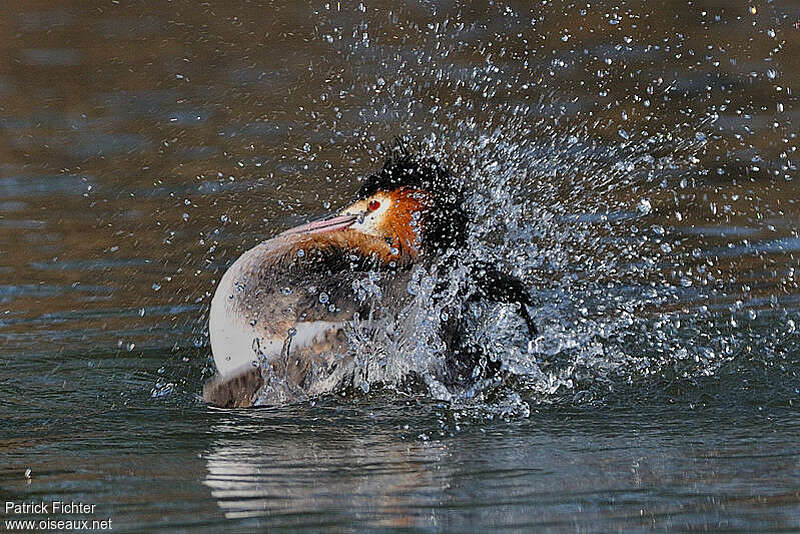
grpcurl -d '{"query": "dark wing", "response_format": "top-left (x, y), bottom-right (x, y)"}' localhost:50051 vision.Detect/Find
top-left (469, 262), bottom-right (537, 336)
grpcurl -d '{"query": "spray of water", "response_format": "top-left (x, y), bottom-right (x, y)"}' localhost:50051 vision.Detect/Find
top-left (163, 2), bottom-right (799, 411)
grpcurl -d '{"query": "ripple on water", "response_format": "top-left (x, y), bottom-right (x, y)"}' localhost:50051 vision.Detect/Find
top-left (0, 284), bottom-right (113, 297)
top-left (0, 175), bottom-right (93, 197)
top-left (702, 237), bottom-right (800, 258)
top-left (30, 258), bottom-right (154, 271)
top-left (20, 48), bottom-right (83, 66)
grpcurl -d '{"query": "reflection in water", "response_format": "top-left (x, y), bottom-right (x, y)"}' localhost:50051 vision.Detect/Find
top-left (205, 417), bottom-right (449, 527)
top-left (200, 406), bottom-right (800, 531)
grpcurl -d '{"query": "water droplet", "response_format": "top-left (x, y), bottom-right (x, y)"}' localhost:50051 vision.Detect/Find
top-left (319, 292), bottom-right (329, 304)
top-left (637, 198), bottom-right (652, 215)
top-left (152, 283), bottom-right (161, 291)
top-left (297, 249), bottom-right (305, 257)
top-left (150, 381), bottom-right (175, 398)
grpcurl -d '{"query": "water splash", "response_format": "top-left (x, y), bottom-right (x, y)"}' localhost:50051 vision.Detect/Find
top-left (162, 1), bottom-right (800, 412)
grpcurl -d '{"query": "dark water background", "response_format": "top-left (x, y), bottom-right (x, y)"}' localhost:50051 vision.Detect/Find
top-left (1, 1), bottom-right (799, 531)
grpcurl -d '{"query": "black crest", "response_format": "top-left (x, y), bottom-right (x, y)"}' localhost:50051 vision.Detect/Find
top-left (357, 152), bottom-right (467, 254)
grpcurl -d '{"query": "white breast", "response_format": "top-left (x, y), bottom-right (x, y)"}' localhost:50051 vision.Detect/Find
top-left (209, 262), bottom-right (347, 378)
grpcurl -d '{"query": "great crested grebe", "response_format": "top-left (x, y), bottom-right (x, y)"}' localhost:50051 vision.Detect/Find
top-left (204, 151), bottom-right (536, 407)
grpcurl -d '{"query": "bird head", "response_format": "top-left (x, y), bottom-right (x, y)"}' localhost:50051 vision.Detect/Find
top-left (280, 154), bottom-right (467, 263)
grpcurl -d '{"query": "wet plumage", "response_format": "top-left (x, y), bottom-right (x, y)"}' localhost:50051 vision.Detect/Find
top-left (204, 153), bottom-right (535, 407)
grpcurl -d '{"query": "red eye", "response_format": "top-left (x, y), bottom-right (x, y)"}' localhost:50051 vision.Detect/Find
top-left (368, 200), bottom-right (381, 211)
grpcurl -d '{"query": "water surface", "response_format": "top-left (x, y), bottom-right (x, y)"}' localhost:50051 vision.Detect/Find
top-left (1, 1), bottom-right (799, 531)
